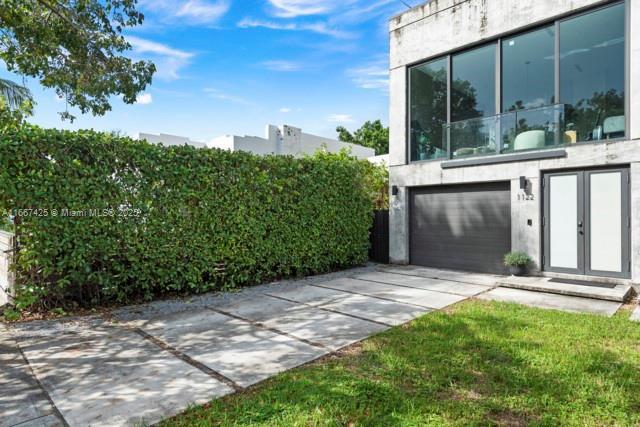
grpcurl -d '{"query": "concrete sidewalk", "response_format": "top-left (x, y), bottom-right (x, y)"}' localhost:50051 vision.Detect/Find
top-left (0, 265), bottom-right (496, 427)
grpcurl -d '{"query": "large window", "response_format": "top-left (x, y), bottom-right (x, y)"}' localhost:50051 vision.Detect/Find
top-left (560, 3), bottom-right (626, 142)
top-left (451, 44), bottom-right (496, 121)
top-left (502, 26), bottom-right (555, 112)
top-left (449, 44), bottom-right (497, 157)
top-left (409, 58), bottom-right (448, 161)
top-left (407, 1), bottom-right (626, 162)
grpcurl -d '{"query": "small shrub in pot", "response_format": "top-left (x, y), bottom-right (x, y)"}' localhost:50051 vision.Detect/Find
top-left (503, 251), bottom-right (532, 276)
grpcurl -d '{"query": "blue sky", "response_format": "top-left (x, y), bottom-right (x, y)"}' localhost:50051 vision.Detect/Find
top-left (1, 0), bottom-right (408, 142)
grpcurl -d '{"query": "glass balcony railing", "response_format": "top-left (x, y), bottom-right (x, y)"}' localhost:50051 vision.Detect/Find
top-left (443, 104), bottom-right (567, 160)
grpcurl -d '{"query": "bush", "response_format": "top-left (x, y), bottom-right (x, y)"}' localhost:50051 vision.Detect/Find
top-left (503, 251), bottom-right (532, 267)
top-left (0, 125), bottom-right (376, 310)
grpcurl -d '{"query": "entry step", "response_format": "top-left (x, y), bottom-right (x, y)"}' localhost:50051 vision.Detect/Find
top-left (496, 276), bottom-right (634, 303)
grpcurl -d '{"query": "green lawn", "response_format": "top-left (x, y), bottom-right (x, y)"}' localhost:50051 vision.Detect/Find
top-left (162, 300), bottom-right (640, 427)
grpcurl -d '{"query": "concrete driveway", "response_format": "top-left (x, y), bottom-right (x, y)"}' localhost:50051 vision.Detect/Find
top-left (1, 265), bottom-right (498, 427)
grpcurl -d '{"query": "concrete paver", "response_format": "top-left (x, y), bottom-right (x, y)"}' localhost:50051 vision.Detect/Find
top-left (0, 325), bottom-right (63, 427)
top-left (318, 293), bottom-right (432, 326)
top-left (12, 320), bottom-right (231, 427)
top-left (354, 271), bottom-right (492, 296)
top-left (317, 277), bottom-right (467, 309)
top-left (631, 305), bottom-right (640, 322)
top-left (215, 295), bottom-right (387, 349)
top-left (262, 283), bottom-right (353, 306)
top-left (496, 276), bottom-right (632, 302)
top-left (138, 309), bottom-right (327, 388)
top-left (263, 285), bottom-right (431, 326)
top-left (478, 287), bottom-right (622, 317)
top-left (381, 265), bottom-right (500, 286)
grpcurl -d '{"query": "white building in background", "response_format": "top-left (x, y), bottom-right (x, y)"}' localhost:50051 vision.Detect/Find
top-left (135, 132), bottom-right (207, 149)
top-left (136, 124), bottom-right (376, 161)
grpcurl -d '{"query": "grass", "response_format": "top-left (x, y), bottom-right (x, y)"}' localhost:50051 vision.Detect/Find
top-left (162, 300), bottom-right (640, 426)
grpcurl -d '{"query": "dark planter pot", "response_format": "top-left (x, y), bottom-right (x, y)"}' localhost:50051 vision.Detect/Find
top-left (509, 265), bottom-right (527, 276)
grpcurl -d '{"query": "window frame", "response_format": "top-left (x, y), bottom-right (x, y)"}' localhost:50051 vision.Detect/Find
top-left (405, 0), bottom-right (628, 165)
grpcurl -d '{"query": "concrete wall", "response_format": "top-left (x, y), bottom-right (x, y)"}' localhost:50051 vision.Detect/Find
top-left (630, 0), bottom-right (640, 140)
top-left (390, 142), bottom-right (640, 274)
top-left (388, 0), bottom-right (640, 282)
top-left (0, 231), bottom-right (14, 306)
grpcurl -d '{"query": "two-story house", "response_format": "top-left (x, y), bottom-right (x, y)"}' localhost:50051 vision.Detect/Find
top-left (388, 0), bottom-right (639, 285)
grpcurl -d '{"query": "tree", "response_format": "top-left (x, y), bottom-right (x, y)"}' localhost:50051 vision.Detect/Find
top-left (0, 0), bottom-right (155, 120)
top-left (336, 120), bottom-right (389, 155)
top-left (0, 78), bottom-right (32, 110)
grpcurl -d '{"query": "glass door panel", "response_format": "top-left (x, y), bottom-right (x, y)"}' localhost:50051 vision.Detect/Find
top-left (589, 172), bottom-right (622, 272)
top-left (548, 174), bottom-right (580, 271)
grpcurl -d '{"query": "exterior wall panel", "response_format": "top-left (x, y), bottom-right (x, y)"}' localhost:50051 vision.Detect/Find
top-left (389, 0), bottom-right (639, 283)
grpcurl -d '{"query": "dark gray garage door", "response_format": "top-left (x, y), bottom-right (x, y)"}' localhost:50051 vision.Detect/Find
top-left (410, 182), bottom-right (511, 274)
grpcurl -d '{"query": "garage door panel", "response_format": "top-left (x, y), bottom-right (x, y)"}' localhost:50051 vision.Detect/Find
top-left (410, 182), bottom-right (511, 274)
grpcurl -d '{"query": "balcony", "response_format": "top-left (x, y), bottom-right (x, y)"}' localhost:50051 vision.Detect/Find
top-left (443, 104), bottom-right (570, 160)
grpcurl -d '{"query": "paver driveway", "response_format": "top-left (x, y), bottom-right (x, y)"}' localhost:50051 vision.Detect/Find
top-left (1, 265), bottom-right (499, 427)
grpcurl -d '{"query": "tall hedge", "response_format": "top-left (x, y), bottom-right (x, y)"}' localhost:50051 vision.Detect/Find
top-left (0, 126), bottom-right (375, 309)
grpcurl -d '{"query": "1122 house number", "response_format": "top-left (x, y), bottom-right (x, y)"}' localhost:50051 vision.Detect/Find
top-left (518, 193), bottom-right (535, 201)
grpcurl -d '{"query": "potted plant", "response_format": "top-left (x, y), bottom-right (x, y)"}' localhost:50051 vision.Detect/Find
top-left (503, 251), bottom-right (531, 276)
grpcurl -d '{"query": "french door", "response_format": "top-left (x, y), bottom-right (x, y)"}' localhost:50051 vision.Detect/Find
top-left (543, 167), bottom-right (630, 278)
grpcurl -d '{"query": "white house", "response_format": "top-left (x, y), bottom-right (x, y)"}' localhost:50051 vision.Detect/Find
top-left (137, 124), bottom-right (376, 160)
top-left (135, 132), bottom-right (207, 149)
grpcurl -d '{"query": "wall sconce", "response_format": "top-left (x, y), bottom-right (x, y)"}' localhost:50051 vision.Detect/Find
top-left (519, 176), bottom-right (528, 190)
top-left (392, 185), bottom-right (399, 196)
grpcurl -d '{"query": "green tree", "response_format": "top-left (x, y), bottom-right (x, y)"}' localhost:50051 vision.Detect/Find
top-left (0, 0), bottom-right (155, 120)
top-left (0, 78), bottom-right (32, 110)
top-left (336, 120), bottom-right (389, 155)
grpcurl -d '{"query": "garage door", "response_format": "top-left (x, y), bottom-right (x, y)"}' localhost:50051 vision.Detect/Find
top-left (410, 182), bottom-right (511, 274)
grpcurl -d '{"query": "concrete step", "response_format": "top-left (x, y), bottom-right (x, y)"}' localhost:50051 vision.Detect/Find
top-left (479, 287), bottom-right (622, 317)
top-left (496, 276), bottom-right (634, 303)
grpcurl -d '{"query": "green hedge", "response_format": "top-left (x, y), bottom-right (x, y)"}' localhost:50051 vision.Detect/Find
top-left (0, 126), bottom-right (375, 309)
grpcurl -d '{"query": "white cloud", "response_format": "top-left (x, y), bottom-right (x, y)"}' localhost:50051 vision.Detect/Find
top-left (203, 88), bottom-right (255, 106)
top-left (327, 114), bottom-right (354, 123)
top-left (347, 60), bottom-right (389, 92)
top-left (267, 0), bottom-right (335, 17)
top-left (176, 0), bottom-right (230, 23)
top-left (135, 93), bottom-right (153, 105)
top-left (279, 107), bottom-right (292, 113)
top-left (127, 36), bottom-right (195, 80)
top-left (127, 36), bottom-right (193, 59)
top-left (237, 18), bottom-right (352, 38)
top-left (262, 60), bottom-right (301, 72)
top-left (139, 0), bottom-right (229, 24)
top-left (265, 0), bottom-right (398, 20)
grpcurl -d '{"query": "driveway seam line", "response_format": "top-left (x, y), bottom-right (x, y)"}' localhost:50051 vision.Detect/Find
top-left (131, 327), bottom-right (244, 392)
top-left (14, 340), bottom-right (69, 427)
top-left (205, 306), bottom-right (329, 350)
top-left (378, 269), bottom-right (498, 287)
top-left (310, 283), bottom-right (439, 310)
top-left (262, 293), bottom-right (393, 327)
top-left (11, 413), bottom-right (57, 427)
top-left (351, 276), bottom-right (487, 297)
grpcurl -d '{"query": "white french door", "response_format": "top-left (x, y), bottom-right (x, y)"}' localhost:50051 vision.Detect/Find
top-left (543, 168), bottom-right (630, 278)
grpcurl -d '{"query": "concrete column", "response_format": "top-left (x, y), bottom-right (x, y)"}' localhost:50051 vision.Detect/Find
top-left (630, 163), bottom-right (640, 284)
top-left (630, 0), bottom-right (640, 140)
top-left (389, 185), bottom-right (409, 264)
top-left (510, 177), bottom-right (541, 272)
top-left (389, 67), bottom-right (407, 166)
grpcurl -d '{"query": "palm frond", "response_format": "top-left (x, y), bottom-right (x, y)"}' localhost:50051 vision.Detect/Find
top-left (0, 78), bottom-right (32, 109)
